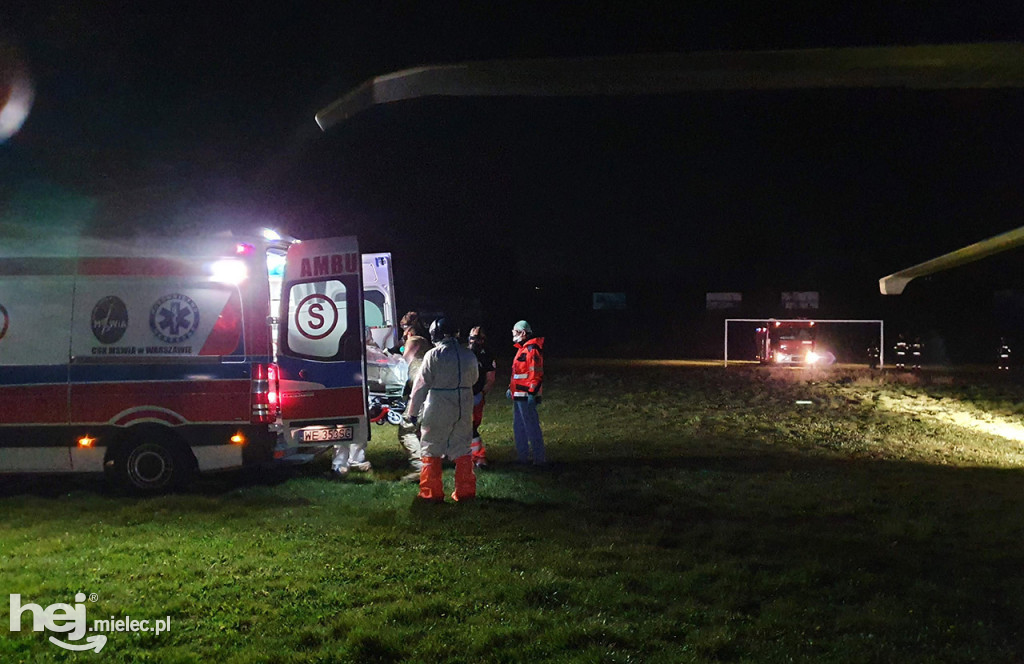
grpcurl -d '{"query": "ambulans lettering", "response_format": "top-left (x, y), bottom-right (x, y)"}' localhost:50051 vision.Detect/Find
top-left (0, 303), bottom-right (8, 341)
top-left (90, 296), bottom-right (128, 344)
top-left (299, 253), bottom-right (359, 278)
top-left (149, 294), bottom-right (200, 344)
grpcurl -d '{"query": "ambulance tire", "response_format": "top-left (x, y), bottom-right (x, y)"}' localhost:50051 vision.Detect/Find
top-left (109, 431), bottom-right (194, 494)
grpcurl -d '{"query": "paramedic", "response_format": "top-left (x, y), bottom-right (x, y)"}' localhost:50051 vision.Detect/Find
top-left (468, 326), bottom-right (496, 468)
top-left (406, 317), bottom-right (479, 502)
top-left (329, 326), bottom-right (390, 477)
top-left (398, 312), bottom-right (431, 482)
top-left (505, 320), bottom-right (546, 466)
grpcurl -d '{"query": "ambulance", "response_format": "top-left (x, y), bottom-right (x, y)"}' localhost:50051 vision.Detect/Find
top-left (0, 230), bottom-right (376, 491)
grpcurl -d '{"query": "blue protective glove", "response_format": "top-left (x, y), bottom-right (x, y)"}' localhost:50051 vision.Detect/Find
top-left (473, 392), bottom-right (483, 406)
top-left (527, 393), bottom-right (537, 404)
top-left (505, 389), bottom-right (512, 400)
top-left (406, 414), bottom-right (418, 426)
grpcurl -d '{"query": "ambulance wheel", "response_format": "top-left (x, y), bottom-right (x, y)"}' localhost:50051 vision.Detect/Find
top-left (110, 435), bottom-right (193, 493)
top-left (386, 409), bottom-right (404, 425)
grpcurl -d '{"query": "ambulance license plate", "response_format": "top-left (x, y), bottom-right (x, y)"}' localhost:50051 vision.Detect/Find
top-left (302, 426), bottom-right (353, 443)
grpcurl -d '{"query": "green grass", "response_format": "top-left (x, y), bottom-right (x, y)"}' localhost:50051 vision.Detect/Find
top-left (3, 362), bottom-right (1024, 662)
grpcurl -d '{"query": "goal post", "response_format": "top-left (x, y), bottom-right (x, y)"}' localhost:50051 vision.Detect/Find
top-left (723, 318), bottom-right (885, 368)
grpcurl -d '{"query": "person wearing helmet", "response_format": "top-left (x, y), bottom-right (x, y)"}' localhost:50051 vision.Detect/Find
top-left (506, 320), bottom-right (546, 465)
top-left (405, 317), bottom-right (479, 502)
top-left (467, 326), bottom-right (497, 468)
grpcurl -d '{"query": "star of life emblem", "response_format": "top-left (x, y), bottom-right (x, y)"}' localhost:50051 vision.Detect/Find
top-left (149, 294), bottom-right (200, 344)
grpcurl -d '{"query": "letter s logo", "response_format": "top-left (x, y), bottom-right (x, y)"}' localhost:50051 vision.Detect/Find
top-left (308, 303), bottom-right (325, 329)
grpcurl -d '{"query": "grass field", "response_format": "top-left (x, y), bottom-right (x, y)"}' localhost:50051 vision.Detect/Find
top-left (3, 361), bottom-right (1024, 663)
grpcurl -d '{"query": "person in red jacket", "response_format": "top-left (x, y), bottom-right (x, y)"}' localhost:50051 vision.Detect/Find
top-left (506, 320), bottom-right (546, 465)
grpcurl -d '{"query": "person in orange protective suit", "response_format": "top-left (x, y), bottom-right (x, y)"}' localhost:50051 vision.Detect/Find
top-left (405, 317), bottom-right (479, 502)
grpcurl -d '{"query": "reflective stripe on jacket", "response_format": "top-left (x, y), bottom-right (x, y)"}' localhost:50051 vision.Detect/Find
top-left (509, 336), bottom-right (544, 398)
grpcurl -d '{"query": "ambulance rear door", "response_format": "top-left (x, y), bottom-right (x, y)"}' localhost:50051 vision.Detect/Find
top-left (362, 253), bottom-right (398, 351)
top-left (277, 237), bottom-right (367, 450)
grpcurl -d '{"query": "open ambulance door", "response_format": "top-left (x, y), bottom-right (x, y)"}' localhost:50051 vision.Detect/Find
top-left (362, 253), bottom-right (399, 351)
top-left (276, 237), bottom-right (367, 455)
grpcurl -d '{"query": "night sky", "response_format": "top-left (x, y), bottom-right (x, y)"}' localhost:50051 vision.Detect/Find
top-left (3, 3), bottom-right (1024, 355)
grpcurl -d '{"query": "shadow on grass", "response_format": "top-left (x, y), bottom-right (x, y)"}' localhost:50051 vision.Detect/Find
top-left (0, 461), bottom-right (319, 499)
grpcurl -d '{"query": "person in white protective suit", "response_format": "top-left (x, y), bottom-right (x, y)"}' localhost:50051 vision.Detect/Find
top-left (405, 317), bottom-right (479, 502)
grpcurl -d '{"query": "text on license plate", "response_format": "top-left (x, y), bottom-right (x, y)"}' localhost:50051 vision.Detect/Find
top-left (302, 427), bottom-right (354, 442)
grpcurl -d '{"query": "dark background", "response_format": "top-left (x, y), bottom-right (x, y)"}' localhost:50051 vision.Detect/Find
top-left (3, 2), bottom-right (1024, 361)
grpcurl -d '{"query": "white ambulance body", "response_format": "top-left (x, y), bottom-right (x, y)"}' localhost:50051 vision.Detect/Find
top-left (0, 232), bottom-right (370, 491)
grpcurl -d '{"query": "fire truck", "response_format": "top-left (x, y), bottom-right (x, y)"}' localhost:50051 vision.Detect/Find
top-left (0, 230), bottom-right (375, 491)
top-left (755, 320), bottom-right (820, 365)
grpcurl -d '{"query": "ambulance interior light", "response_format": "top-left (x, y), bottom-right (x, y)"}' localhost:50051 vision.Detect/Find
top-left (262, 228), bottom-right (283, 242)
top-left (266, 251), bottom-right (286, 277)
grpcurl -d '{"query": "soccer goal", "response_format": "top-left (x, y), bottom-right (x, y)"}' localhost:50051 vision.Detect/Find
top-left (723, 318), bottom-right (885, 368)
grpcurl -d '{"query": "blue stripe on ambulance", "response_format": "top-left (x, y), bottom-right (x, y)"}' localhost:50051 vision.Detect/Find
top-left (0, 365), bottom-right (68, 385)
top-left (0, 361), bottom-right (270, 386)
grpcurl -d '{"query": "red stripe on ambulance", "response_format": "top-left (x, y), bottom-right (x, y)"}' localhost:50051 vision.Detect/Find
top-left (0, 385), bottom-right (68, 424)
top-left (110, 407), bottom-right (189, 427)
top-left (281, 386), bottom-right (364, 420)
top-left (71, 380), bottom-right (251, 424)
top-left (77, 257), bottom-right (204, 277)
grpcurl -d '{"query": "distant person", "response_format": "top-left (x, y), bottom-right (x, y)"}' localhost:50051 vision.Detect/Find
top-left (467, 326), bottom-right (497, 468)
top-left (894, 334), bottom-right (908, 370)
top-left (911, 336), bottom-right (923, 371)
top-left (998, 337), bottom-right (1012, 371)
top-left (406, 317), bottom-right (479, 502)
top-left (397, 311), bottom-right (431, 482)
top-left (867, 344), bottom-right (880, 370)
top-left (506, 320), bottom-right (546, 466)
